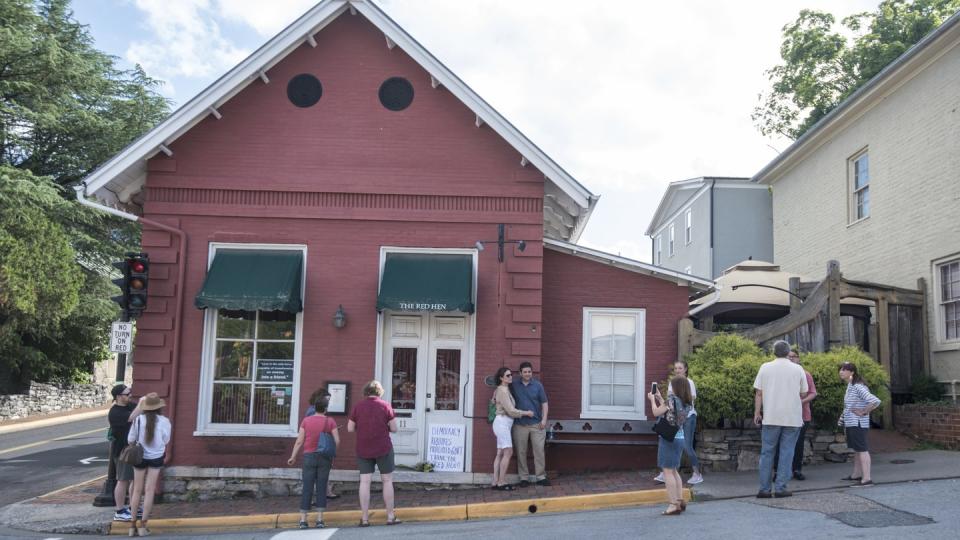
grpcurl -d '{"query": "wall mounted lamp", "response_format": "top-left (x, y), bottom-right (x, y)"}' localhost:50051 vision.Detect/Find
top-left (332, 304), bottom-right (347, 328)
top-left (475, 223), bottom-right (526, 262)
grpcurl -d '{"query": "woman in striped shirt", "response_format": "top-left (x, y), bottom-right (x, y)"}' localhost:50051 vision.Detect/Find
top-left (838, 362), bottom-right (881, 486)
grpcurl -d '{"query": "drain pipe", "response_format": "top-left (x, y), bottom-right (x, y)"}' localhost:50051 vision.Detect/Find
top-left (74, 185), bottom-right (187, 463)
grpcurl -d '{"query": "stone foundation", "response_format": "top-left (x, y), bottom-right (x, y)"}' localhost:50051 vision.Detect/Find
top-left (697, 427), bottom-right (852, 472)
top-left (160, 466), bottom-right (498, 503)
top-left (0, 382), bottom-right (111, 421)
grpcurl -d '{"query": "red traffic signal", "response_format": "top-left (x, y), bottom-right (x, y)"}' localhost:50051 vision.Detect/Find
top-left (111, 253), bottom-right (150, 319)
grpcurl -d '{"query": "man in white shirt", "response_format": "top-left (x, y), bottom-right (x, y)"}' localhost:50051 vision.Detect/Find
top-left (753, 340), bottom-right (808, 498)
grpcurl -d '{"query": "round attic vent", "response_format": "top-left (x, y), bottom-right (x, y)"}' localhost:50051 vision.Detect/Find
top-left (287, 74), bottom-right (322, 108)
top-left (378, 77), bottom-right (414, 111)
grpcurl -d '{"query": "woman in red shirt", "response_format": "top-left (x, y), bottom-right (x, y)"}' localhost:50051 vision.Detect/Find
top-left (348, 380), bottom-right (401, 526)
top-left (288, 395), bottom-right (340, 528)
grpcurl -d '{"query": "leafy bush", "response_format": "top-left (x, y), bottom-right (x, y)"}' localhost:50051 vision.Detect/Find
top-left (686, 336), bottom-right (889, 428)
top-left (910, 374), bottom-right (944, 403)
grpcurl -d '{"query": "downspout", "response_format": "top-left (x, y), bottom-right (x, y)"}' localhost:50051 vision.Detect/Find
top-left (709, 179), bottom-right (716, 277)
top-left (74, 185), bottom-right (187, 462)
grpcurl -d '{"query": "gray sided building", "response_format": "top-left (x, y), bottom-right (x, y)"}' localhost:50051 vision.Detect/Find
top-left (646, 177), bottom-right (772, 279)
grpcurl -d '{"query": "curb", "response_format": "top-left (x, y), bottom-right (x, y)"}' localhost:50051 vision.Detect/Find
top-left (107, 488), bottom-right (689, 535)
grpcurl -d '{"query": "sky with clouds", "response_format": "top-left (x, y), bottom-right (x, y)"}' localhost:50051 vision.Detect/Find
top-left (73, 0), bottom-right (881, 263)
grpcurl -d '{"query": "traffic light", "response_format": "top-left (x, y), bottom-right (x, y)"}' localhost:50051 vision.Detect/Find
top-left (127, 253), bottom-right (149, 317)
top-left (111, 253), bottom-right (150, 319)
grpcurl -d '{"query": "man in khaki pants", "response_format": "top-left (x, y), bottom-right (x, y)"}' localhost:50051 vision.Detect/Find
top-left (511, 362), bottom-right (550, 486)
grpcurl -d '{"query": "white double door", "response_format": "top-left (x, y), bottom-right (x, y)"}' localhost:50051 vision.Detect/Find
top-left (381, 313), bottom-right (471, 470)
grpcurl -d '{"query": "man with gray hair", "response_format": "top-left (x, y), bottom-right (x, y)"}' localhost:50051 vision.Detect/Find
top-left (753, 340), bottom-right (808, 498)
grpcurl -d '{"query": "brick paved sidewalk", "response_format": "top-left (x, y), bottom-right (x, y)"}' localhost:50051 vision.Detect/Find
top-left (35, 470), bottom-right (668, 518)
top-left (37, 468), bottom-right (663, 520)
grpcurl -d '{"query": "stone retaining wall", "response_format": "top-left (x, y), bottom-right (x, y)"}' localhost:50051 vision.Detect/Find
top-left (0, 382), bottom-right (111, 421)
top-left (697, 427), bottom-right (852, 472)
top-left (894, 403), bottom-right (960, 449)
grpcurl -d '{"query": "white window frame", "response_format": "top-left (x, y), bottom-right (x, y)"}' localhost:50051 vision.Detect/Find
top-left (580, 308), bottom-right (647, 420)
top-left (685, 210), bottom-right (692, 245)
top-left (195, 243), bottom-right (307, 437)
top-left (848, 150), bottom-right (870, 223)
top-left (934, 255), bottom-right (960, 348)
top-left (655, 235), bottom-right (662, 265)
top-left (668, 225), bottom-right (675, 257)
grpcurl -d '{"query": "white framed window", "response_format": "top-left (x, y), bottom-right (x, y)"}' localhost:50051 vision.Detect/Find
top-left (196, 244), bottom-right (306, 437)
top-left (655, 235), bottom-right (662, 265)
top-left (668, 225), bottom-right (675, 257)
top-left (937, 258), bottom-right (960, 343)
top-left (581, 308), bottom-right (646, 420)
top-left (685, 210), bottom-right (692, 245)
top-left (849, 151), bottom-right (870, 222)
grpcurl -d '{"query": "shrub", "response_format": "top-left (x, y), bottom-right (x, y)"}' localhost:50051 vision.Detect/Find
top-left (687, 336), bottom-right (889, 428)
top-left (910, 373), bottom-right (944, 403)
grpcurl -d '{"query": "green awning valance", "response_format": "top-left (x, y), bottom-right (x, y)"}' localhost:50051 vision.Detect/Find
top-left (195, 250), bottom-right (303, 312)
top-left (376, 253), bottom-right (474, 313)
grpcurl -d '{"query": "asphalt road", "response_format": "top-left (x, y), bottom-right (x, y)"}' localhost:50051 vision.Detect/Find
top-left (0, 416), bottom-right (111, 507)
top-left (0, 478), bottom-right (956, 539)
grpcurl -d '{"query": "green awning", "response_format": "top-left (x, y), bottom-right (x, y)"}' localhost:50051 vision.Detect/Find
top-left (195, 250), bottom-right (303, 312)
top-left (377, 253), bottom-right (474, 313)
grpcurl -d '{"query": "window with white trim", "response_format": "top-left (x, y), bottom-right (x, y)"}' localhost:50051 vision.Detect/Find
top-left (582, 308), bottom-right (646, 419)
top-left (668, 225), bottom-right (675, 257)
top-left (655, 235), bottom-right (662, 265)
top-left (685, 210), bottom-right (692, 245)
top-left (849, 151), bottom-right (870, 222)
top-left (198, 245), bottom-right (305, 436)
top-left (938, 259), bottom-right (960, 342)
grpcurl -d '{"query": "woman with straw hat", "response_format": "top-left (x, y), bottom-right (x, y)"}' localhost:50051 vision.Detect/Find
top-left (126, 392), bottom-right (171, 537)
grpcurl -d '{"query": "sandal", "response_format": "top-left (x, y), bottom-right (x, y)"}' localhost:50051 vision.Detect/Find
top-left (327, 493), bottom-right (340, 500)
top-left (386, 516), bottom-right (402, 526)
top-left (678, 499), bottom-right (687, 512)
top-left (495, 484), bottom-right (515, 491)
top-left (662, 504), bottom-right (682, 516)
top-left (358, 520), bottom-right (370, 527)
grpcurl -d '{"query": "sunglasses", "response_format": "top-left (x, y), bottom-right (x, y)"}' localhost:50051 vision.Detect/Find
top-left (504, 373), bottom-right (513, 377)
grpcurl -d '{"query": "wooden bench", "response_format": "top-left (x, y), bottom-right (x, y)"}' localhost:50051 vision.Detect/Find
top-left (545, 419), bottom-right (657, 446)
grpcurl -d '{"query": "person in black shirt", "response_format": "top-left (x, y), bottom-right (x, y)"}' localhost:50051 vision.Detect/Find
top-left (108, 384), bottom-right (140, 522)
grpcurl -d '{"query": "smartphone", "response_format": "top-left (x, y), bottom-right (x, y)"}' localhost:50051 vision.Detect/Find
top-left (651, 382), bottom-right (658, 394)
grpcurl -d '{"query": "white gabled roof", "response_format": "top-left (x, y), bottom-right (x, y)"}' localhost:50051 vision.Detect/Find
top-left (81, 0), bottom-right (598, 241)
top-left (644, 176), bottom-right (752, 237)
top-left (544, 238), bottom-right (715, 291)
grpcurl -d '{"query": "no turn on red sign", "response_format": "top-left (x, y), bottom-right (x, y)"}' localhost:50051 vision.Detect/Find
top-left (110, 321), bottom-right (134, 353)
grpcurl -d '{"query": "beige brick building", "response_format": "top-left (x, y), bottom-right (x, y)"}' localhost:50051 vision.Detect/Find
top-left (754, 14), bottom-right (960, 385)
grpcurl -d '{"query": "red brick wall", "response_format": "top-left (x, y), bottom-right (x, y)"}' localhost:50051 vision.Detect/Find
top-left (132, 13), bottom-right (546, 472)
top-left (895, 404), bottom-right (960, 449)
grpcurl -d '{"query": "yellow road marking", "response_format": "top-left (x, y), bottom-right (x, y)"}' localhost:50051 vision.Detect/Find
top-left (0, 428), bottom-right (106, 456)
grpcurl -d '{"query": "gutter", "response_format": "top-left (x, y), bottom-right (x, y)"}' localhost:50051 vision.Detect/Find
top-left (709, 178), bottom-right (716, 277)
top-left (73, 185), bottom-right (187, 462)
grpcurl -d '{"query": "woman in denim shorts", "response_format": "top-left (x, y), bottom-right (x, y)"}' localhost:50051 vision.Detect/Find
top-left (126, 393), bottom-right (171, 537)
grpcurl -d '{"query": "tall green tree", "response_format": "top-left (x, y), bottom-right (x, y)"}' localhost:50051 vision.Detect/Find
top-left (753, 0), bottom-right (960, 140)
top-left (0, 0), bottom-right (169, 391)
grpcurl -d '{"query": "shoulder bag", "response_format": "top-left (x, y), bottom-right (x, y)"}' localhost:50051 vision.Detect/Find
top-left (316, 417), bottom-right (337, 458)
top-left (652, 397), bottom-right (681, 442)
top-left (119, 417), bottom-right (144, 466)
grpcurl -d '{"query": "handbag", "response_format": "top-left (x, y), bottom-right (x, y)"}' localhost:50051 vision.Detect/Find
top-left (652, 396), bottom-right (682, 442)
top-left (316, 417), bottom-right (337, 458)
top-left (119, 417), bottom-right (144, 466)
top-left (487, 398), bottom-right (497, 424)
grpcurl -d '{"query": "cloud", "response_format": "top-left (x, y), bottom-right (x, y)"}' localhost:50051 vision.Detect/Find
top-left (125, 0), bottom-right (249, 87)
top-left (213, 0), bottom-right (318, 37)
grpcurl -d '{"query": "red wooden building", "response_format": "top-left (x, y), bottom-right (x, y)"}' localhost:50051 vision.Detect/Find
top-left (78, 0), bottom-right (712, 489)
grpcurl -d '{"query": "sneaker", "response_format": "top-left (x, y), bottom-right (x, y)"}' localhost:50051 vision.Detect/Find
top-left (774, 490), bottom-right (793, 498)
top-left (687, 472), bottom-right (704, 485)
top-left (113, 508), bottom-right (132, 522)
top-left (315, 520), bottom-right (325, 529)
top-left (519, 480), bottom-right (531, 488)
top-left (756, 491), bottom-right (772, 499)
top-left (654, 472), bottom-right (665, 483)
top-left (535, 478), bottom-right (551, 487)
top-left (793, 472), bottom-right (805, 481)
top-left (136, 507), bottom-right (143, 519)
top-left (298, 521), bottom-right (308, 529)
